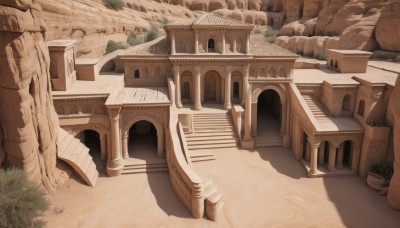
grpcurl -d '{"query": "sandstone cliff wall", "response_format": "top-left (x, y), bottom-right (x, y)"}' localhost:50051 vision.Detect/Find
top-left (387, 76), bottom-right (400, 210)
top-left (0, 0), bottom-right (69, 193)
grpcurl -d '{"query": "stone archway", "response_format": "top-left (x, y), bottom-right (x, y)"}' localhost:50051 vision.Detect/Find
top-left (204, 70), bottom-right (221, 102)
top-left (123, 115), bottom-right (164, 159)
top-left (254, 88), bottom-right (284, 147)
top-left (74, 129), bottom-right (106, 174)
top-left (127, 120), bottom-right (158, 162)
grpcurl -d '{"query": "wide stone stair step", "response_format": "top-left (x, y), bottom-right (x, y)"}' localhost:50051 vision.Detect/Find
top-left (188, 142), bottom-right (239, 150)
top-left (57, 128), bottom-right (98, 187)
top-left (122, 162), bottom-right (168, 174)
top-left (190, 151), bottom-right (216, 163)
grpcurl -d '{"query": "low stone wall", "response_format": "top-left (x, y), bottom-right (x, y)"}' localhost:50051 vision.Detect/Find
top-left (231, 105), bottom-right (244, 140)
top-left (166, 110), bottom-right (204, 218)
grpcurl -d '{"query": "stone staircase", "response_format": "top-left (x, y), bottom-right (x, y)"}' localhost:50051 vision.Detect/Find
top-left (203, 177), bottom-right (224, 221)
top-left (57, 128), bottom-right (98, 187)
top-left (122, 161), bottom-right (168, 174)
top-left (302, 95), bottom-right (331, 121)
top-left (184, 112), bottom-right (239, 162)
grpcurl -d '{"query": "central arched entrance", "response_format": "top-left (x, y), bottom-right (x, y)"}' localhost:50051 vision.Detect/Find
top-left (255, 89), bottom-right (282, 146)
top-left (204, 71), bottom-right (221, 102)
top-left (128, 120), bottom-right (158, 161)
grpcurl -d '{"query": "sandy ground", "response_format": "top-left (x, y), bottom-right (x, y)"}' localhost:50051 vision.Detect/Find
top-left (44, 146), bottom-right (400, 227)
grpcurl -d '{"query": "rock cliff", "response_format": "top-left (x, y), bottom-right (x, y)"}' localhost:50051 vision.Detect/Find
top-left (0, 0), bottom-right (69, 193)
top-left (387, 76), bottom-right (400, 210)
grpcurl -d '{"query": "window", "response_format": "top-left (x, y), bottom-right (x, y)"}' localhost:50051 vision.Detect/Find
top-left (208, 39), bottom-right (215, 50)
top-left (134, 69), bottom-right (140, 78)
top-left (357, 100), bottom-right (365, 116)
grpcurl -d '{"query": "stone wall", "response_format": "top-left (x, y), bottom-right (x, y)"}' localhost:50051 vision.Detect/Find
top-left (387, 76), bottom-right (400, 210)
top-left (0, 0), bottom-right (69, 193)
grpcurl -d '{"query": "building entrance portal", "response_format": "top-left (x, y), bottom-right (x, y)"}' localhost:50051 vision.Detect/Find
top-left (204, 71), bottom-right (220, 102)
top-left (128, 120), bottom-right (158, 162)
top-left (256, 89), bottom-right (282, 146)
top-left (75, 130), bottom-right (105, 174)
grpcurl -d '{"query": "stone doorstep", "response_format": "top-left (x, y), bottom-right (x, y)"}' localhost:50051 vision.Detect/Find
top-left (301, 159), bottom-right (356, 178)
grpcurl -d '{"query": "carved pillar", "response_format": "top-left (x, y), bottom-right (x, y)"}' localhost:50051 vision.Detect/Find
top-left (336, 143), bottom-right (344, 169)
top-left (174, 65), bottom-right (182, 108)
top-left (245, 31), bottom-right (250, 54)
top-left (194, 66), bottom-right (202, 110)
top-left (122, 132), bottom-right (129, 159)
top-left (194, 31), bottom-right (199, 54)
top-left (106, 107), bottom-right (123, 176)
top-left (242, 65), bottom-right (249, 106)
top-left (233, 38), bottom-right (237, 53)
top-left (224, 66), bottom-right (231, 110)
top-left (318, 141), bottom-right (326, 165)
top-left (157, 133), bottom-right (165, 158)
top-left (100, 134), bottom-right (107, 161)
top-left (222, 31), bottom-right (226, 54)
top-left (280, 101), bottom-right (286, 136)
top-left (171, 30), bottom-right (176, 54)
top-left (308, 140), bottom-right (320, 177)
top-left (242, 84), bottom-right (254, 148)
top-left (251, 102), bottom-right (257, 136)
top-left (328, 145), bottom-right (338, 172)
top-left (351, 142), bottom-right (361, 173)
top-left (283, 96), bottom-right (291, 148)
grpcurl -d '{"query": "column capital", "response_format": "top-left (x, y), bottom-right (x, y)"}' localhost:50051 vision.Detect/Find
top-left (107, 107), bottom-right (121, 120)
top-left (307, 138), bottom-right (321, 147)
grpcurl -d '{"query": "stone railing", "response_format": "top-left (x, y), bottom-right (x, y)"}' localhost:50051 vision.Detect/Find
top-left (177, 120), bottom-right (192, 166)
top-left (166, 110), bottom-right (204, 218)
top-left (231, 105), bottom-right (244, 141)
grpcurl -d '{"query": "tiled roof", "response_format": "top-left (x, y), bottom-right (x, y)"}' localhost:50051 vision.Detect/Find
top-left (250, 36), bottom-right (298, 57)
top-left (168, 13), bottom-right (251, 27)
top-left (120, 36), bottom-right (169, 56)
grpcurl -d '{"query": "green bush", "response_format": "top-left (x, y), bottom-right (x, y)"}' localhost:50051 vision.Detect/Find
top-left (146, 24), bottom-right (160, 42)
top-left (127, 33), bottom-right (144, 46)
top-left (161, 17), bottom-right (170, 25)
top-left (264, 26), bottom-right (280, 43)
top-left (76, 50), bottom-right (91, 57)
top-left (104, 0), bottom-right (124, 10)
top-left (0, 169), bottom-right (49, 228)
top-left (105, 40), bottom-right (128, 54)
top-left (372, 162), bottom-right (394, 180)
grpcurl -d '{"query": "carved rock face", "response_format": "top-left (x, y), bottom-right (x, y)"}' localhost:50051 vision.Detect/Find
top-left (388, 76), bottom-right (400, 210)
top-left (0, 0), bottom-right (67, 193)
top-left (375, 1), bottom-right (400, 52)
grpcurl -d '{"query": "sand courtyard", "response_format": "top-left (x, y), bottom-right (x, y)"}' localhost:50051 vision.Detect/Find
top-left (44, 144), bottom-right (400, 227)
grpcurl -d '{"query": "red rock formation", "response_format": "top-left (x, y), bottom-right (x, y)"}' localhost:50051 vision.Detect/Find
top-left (0, 0), bottom-right (69, 193)
top-left (387, 76), bottom-right (400, 210)
top-left (375, 1), bottom-right (400, 52)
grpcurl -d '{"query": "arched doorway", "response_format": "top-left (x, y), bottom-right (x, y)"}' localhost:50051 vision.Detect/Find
top-left (256, 89), bottom-right (282, 146)
top-left (128, 120), bottom-right (158, 162)
top-left (75, 130), bottom-right (105, 174)
top-left (337, 140), bottom-right (352, 169)
top-left (204, 71), bottom-right (221, 102)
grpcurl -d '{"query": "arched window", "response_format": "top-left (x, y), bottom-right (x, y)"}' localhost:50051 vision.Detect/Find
top-left (233, 82), bottom-right (239, 99)
top-left (208, 39), bottom-right (215, 50)
top-left (342, 95), bottom-right (351, 111)
top-left (134, 69), bottom-right (140, 78)
top-left (357, 100), bottom-right (365, 116)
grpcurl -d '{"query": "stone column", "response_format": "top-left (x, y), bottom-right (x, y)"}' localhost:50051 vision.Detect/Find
top-left (100, 135), bottom-right (107, 161)
top-left (171, 31), bottom-right (176, 54)
top-left (157, 133), bottom-right (164, 158)
top-left (122, 132), bottom-right (129, 159)
top-left (233, 38), bottom-right (237, 53)
top-left (351, 142), bottom-right (361, 173)
top-left (194, 31), bottom-right (199, 54)
top-left (222, 31), bottom-right (226, 54)
top-left (318, 141), bottom-right (326, 165)
top-left (224, 66), bottom-right (231, 110)
top-left (283, 96), bottom-right (291, 148)
top-left (107, 107), bottom-right (123, 176)
top-left (336, 143), bottom-right (344, 169)
top-left (280, 101), bottom-right (286, 136)
top-left (173, 65), bottom-right (183, 108)
top-left (245, 31), bottom-right (250, 54)
top-left (242, 84), bottom-right (254, 148)
top-left (328, 145), bottom-right (337, 172)
top-left (194, 66), bottom-right (202, 110)
top-left (242, 65), bottom-right (249, 106)
top-left (251, 102), bottom-right (257, 136)
top-left (308, 140), bottom-right (320, 177)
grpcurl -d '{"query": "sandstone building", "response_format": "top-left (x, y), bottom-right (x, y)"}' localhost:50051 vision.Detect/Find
top-left (42, 14), bottom-right (400, 217)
